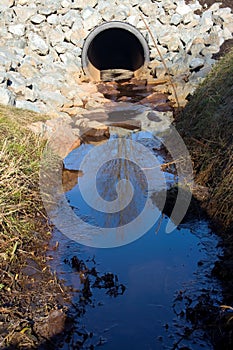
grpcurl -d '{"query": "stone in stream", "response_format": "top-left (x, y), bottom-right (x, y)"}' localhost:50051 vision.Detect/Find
top-left (75, 118), bottom-right (110, 140)
top-left (108, 119), bottom-right (141, 130)
top-left (101, 69), bottom-right (135, 82)
top-left (62, 168), bottom-right (83, 192)
top-left (48, 124), bottom-right (82, 159)
top-left (139, 92), bottom-right (169, 106)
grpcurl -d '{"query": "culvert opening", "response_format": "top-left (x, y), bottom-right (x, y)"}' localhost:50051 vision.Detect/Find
top-left (82, 22), bottom-right (150, 81)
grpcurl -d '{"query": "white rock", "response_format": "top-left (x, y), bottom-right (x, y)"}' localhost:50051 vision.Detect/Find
top-left (0, 48), bottom-right (16, 69)
top-left (101, 10), bottom-right (114, 22)
top-left (82, 9), bottom-right (102, 31)
top-left (139, 1), bottom-right (158, 17)
top-left (0, 0), bottom-right (230, 117)
top-left (6, 71), bottom-right (26, 89)
top-left (200, 11), bottom-right (213, 31)
top-left (60, 10), bottom-right (78, 27)
top-left (16, 100), bottom-right (41, 112)
top-left (18, 62), bottom-right (39, 79)
top-left (0, 87), bottom-right (15, 105)
top-left (31, 14), bottom-right (46, 24)
top-left (16, 0), bottom-right (28, 5)
top-left (162, 0), bottom-right (176, 12)
top-left (0, 73), bottom-right (6, 84)
top-left (183, 12), bottom-right (195, 25)
top-left (24, 87), bottom-right (37, 102)
top-left (215, 7), bottom-right (232, 21)
top-left (14, 6), bottom-right (37, 22)
top-left (60, 52), bottom-right (81, 67)
top-left (8, 24), bottom-right (25, 37)
top-left (190, 43), bottom-right (205, 56)
top-left (208, 3), bottom-right (221, 12)
top-left (113, 10), bottom-right (128, 21)
top-left (55, 45), bottom-right (67, 54)
top-left (176, 4), bottom-right (192, 16)
top-left (223, 21), bottom-right (233, 35)
top-left (47, 14), bottom-right (59, 25)
top-left (28, 33), bottom-right (49, 55)
top-left (71, 0), bottom-right (97, 10)
top-left (185, 14), bottom-right (200, 28)
top-left (71, 17), bottom-right (84, 30)
top-left (116, 4), bottom-right (130, 17)
top-left (203, 30), bottom-right (221, 47)
top-left (70, 29), bottom-right (87, 46)
top-left (49, 28), bottom-right (64, 47)
top-left (150, 45), bottom-right (167, 59)
top-left (159, 30), bottom-right (181, 52)
top-left (39, 6), bottom-right (55, 16)
top-left (127, 15), bottom-right (140, 27)
top-left (170, 13), bottom-right (182, 25)
top-left (159, 14), bottom-right (171, 25)
top-left (63, 28), bottom-right (72, 42)
top-left (81, 6), bottom-right (95, 20)
top-left (40, 90), bottom-right (68, 108)
top-left (187, 0), bottom-right (202, 12)
top-left (61, 0), bottom-right (71, 8)
top-left (189, 58), bottom-right (205, 70)
top-left (0, 0), bottom-right (14, 11)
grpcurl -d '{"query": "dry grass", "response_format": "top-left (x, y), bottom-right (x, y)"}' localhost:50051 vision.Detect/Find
top-left (176, 48), bottom-right (233, 349)
top-left (0, 105), bottom-right (67, 349)
top-left (0, 105), bottom-right (47, 255)
top-left (176, 48), bottom-right (233, 230)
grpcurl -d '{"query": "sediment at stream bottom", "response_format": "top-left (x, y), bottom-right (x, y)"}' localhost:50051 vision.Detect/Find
top-left (175, 47), bottom-right (233, 348)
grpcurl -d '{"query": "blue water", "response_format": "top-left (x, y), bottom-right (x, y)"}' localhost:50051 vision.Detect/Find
top-left (50, 218), bottom-right (221, 349)
top-left (49, 137), bottom-right (222, 349)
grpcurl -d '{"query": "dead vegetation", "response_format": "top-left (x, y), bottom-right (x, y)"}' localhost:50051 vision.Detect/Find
top-left (176, 47), bottom-right (233, 349)
top-left (0, 105), bottom-right (68, 349)
top-left (176, 48), bottom-right (233, 231)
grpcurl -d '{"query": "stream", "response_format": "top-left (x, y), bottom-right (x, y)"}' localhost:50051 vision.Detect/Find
top-left (47, 80), bottom-right (223, 350)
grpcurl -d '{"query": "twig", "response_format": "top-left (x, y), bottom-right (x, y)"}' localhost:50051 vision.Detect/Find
top-left (137, 9), bottom-right (180, 110)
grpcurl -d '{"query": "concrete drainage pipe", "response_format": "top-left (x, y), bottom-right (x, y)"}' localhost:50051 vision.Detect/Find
top-left (81, 21), bottom-right (150, 81)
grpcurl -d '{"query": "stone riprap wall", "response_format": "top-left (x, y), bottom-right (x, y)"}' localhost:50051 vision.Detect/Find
top-left (0, 0), bottom-right (233, 114)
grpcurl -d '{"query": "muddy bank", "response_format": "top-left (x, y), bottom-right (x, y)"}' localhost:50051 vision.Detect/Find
top-left (175, 48), bottom-right (233, 346)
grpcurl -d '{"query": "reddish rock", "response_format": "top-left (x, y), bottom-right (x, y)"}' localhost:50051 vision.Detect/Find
top-left (139, 92), bottom-right (169, 106)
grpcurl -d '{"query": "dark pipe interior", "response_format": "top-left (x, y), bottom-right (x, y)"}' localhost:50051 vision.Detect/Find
top-left (87, 28), bottom-right (145, 71)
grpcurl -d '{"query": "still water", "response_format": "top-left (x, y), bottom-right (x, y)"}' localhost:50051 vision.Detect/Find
top-left (49, 131), bottom-right (222, 350)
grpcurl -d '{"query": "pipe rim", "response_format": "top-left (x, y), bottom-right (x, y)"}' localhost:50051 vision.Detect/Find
top-left (81, 21), bottom-right (150, 80)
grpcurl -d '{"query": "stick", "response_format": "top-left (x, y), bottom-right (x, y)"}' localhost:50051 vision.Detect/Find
top-left (137, 9), bottom-right (180, 110)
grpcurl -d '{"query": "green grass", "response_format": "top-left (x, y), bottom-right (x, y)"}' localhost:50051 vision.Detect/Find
top-left (0, 105), bottom-right (48, 244)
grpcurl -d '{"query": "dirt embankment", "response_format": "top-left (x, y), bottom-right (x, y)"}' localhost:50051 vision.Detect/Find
top-left (176, 49), bottom-right (233, 233)
top-left (180, 3), bottom-right (233, 311)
